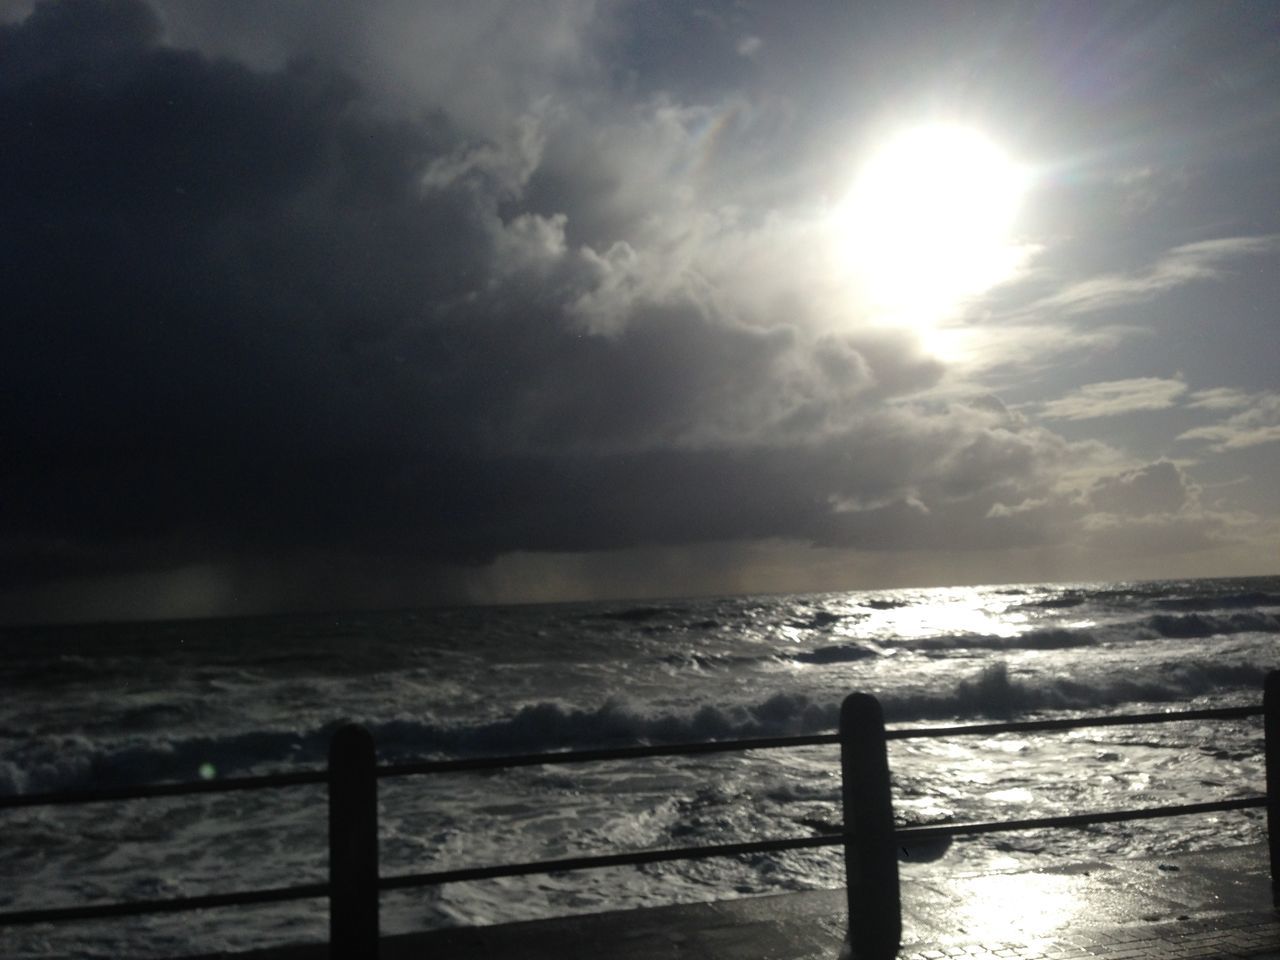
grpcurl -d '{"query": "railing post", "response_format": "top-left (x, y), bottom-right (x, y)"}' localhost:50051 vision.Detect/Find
top-left (329, 724), bottom-right (379, 959)
top-left (1266, 670), bottom-right (1279, 911)
top-left (839, 693), bottom-right (901, 960)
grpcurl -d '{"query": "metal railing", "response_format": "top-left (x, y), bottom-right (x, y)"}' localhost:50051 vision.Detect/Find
top-left (838, 685), bottom-right (1279, 960)
top-left (1, 672), bottom-right (1276, 960)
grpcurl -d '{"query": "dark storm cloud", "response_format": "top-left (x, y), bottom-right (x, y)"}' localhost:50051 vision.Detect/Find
top-left (1, 1), bottom-right (470, 577)
top-left (1, 0), bottom-right (979, 599)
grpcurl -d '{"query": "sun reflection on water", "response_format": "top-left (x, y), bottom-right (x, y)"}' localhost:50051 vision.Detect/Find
top-left (860, 587), bottom-right (1031, 643)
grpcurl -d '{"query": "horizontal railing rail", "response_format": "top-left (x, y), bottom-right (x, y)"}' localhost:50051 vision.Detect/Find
top-left (883, 703), bottom-right (1264, 739)
top-left (1, 681), bottom-right (1275, 960)
top-left (377, 731), bottom-right (839, 777)
top-left (894, 795), bottom-right (1267, 843)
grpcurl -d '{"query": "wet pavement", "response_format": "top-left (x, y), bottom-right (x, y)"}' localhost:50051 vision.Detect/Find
top-left (200, 843), bottom-right (1278, 959)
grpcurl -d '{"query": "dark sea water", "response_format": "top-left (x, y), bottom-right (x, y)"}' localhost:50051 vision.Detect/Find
top-left (2, 576), bottom-right (1277, 958)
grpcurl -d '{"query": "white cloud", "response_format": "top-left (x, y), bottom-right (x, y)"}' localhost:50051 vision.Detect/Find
top-left (1186, 387), bottom-right (1254, 411)
top-left (1086, 460), bottom-right (1196, 517)
top-left (566, 240), bottom-right (649, 336)
top-left (420, 107), bottom-right (549, 198)
top-left (1026, 234), bottom-right (1279, 317)
top-left (975, 457), bottom-right (1260, 567)
top-left (935, 321), bottom-right (1146, 383)
top-left (1037, 377), bottom-right (1188, 421)
top-left (491, 212), bottom-right (570, 276)
top-left (1110, 164), bottom-right (1190, 217)
top-left (1178, 393), bottom-right (1280, 450)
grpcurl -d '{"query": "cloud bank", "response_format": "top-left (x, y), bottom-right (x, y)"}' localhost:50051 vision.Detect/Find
top-left (2, 0), bottom-right (1276, 620)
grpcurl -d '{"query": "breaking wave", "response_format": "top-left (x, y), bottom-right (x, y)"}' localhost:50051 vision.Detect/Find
top-left (897, 628), bottom-right (1098, 652)
top-left (1152, 591), bottom-right (1280, 612)
top-left (1141, 611), bottom-right (1280, 639)
top-left (793, 642), bottom-right (880, 664)
top-left (3, 659), bottom-right (1268, 797)
top-left (874, 611), bottom-right (1280, 655)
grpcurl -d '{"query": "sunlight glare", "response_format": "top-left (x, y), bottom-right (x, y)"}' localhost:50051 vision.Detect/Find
top-left (951, 873), bottom-right (1086, 941)
top-left (836, 125), bottom-right (1031, 328)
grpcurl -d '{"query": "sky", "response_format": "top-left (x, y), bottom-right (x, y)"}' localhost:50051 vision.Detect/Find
top-left (2, 0), bottom-right (1278, 623)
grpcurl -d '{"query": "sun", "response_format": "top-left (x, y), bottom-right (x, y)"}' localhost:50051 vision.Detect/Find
top-left (835, 124), bottom-right (1030, 328)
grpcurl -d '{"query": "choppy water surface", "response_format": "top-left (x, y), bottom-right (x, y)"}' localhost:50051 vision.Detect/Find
top-left (2, 576), bottom-right (1277, 958)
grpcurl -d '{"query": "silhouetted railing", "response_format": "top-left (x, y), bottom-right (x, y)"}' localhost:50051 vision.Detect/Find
top-left (838, 682), bottom-right (1278, 960)
top-left (1, 672), bottom-right (1276, 960)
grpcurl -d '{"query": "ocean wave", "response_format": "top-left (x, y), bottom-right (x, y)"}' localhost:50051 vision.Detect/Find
top-left (1020, 595), bottom-right (1087, 610)
top-left (0, 727), bottom-right (330, 797)
top-left (889, 610), bottom-right (1280, 652)
top-left (3, 660), bottom-right (1270, 797)
top-left (782, 627), bottom-right (1099, 661)
top-left (793, 642), bottom-right (880, 664)
top-left (658, 652), bottom-right (757, 670)
top-left (786, 610), bottom-right (845, 629)
top-left (1151, 591), bottom-right (1280, 612)
top-left (0, 653), bottom-right (133, 686)
top-left (1142, 611), bottom-right (1280, 639)
top-left (591, 606), bottom-right (681, 623)
top-left (905, 610), bottom-right (1280, 651)
top-left (911, 660), bottom-right (1269, 720)
top-left (898, 628), bottom-right (1098, 652)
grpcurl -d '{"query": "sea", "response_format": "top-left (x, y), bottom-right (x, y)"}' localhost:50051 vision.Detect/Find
top-left (2, 576), bottom-right (1277, 959)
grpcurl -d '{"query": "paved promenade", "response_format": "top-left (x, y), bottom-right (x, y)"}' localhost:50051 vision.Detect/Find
top-left (205, 843), bottom-right (1277, 959)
